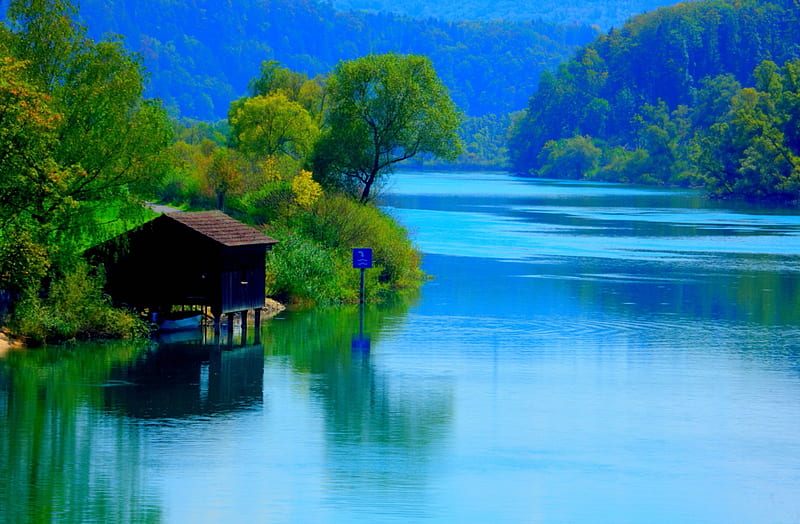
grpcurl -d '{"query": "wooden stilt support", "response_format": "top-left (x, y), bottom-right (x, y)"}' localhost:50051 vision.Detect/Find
top-left (213, 307), bottom-right (221, 344)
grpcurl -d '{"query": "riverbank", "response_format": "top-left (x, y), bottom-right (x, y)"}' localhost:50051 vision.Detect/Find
top-left (261, 298), bottom-right (286, 318)
top-left (0, 299), bottom-right (286, 353)
top-left (0, 328), bottom-right (23, 355)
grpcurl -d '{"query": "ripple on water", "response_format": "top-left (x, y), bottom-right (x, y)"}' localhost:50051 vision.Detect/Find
top-left (380, 312), bottom-right (796, 359)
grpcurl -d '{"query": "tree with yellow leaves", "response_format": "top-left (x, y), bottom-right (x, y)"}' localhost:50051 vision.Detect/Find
top-left (291, 170), bottom-right (323, 209)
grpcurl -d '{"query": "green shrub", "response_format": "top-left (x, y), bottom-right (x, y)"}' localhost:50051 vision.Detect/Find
top-left (265, 233), bottom-right (350, 307)
top-left (0, 229), bottom-right (51, 298)
top-left (10, 262), bottom-right (147, 345)
top-left (300, 195), bottom-right (425, 291)
top-left (237, 182), bottom-right (296, 225)
top-left (262, 194), bottom-right (424, 306)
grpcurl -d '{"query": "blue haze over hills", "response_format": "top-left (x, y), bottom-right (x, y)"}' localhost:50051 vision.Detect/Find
top-left (2, 0), bottom-right (609, 120)
top-left (330, 0), bottom-right (679, 30)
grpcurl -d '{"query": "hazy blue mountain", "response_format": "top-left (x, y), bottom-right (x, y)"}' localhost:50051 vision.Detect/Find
top-left (54, 0), bottom-right (595, 121)
top-left (330, 0), bottom-right (681, 30)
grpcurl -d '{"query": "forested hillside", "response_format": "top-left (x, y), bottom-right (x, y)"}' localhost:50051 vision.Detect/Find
top-left (1, 0), bottom-right (461, 341)
top-left (58, 0), bottom-right (595, 121)
top-left (331, 0), bottom-right (677, 31)
top-left (509, 0), bottom-right (800, 200)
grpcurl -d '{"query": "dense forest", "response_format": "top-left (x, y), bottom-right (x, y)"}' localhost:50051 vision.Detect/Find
top-left (509, 0), bottom-right (800, 200)
top-left (56, 0), bottom-right (597, 121)
top-left (1, 0), bottom-right (464, 344)
top-left (331, 0), bottom-right (676, 30)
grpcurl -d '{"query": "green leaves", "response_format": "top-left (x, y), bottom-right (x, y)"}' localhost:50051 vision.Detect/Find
top-left (694, 61), bottom-right (800, 200)
top-left (230, 92), bottom-right (319, 160)
top-left (0, 0), bottom-right (172, 339)
top-left (509, 0), bottom-right (800, 195)
top-left (1, 0), bottom-right (172, 255)
top-left (4, 0), bottom-right (82, 91)
top-left (315, 53), bottom-right (463, 202)
top-left (537, 136), bottom-right (601, 180)
top-left (264, 195), bottom-right (424, 306)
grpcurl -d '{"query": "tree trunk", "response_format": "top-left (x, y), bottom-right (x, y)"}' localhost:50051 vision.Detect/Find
top-left (360, 174), bottom-right (375, 203)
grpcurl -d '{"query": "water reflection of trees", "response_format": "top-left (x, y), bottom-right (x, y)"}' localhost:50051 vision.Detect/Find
top-left (562, 254), bottom-right (800, 326)
top-left (263, 299), bottom-right (454, 511)
top-left (0, 331), bottom-right (269, 523)
top-left (435, 250), bottom-right (800, 327)
top-left (0, 342), bottom-right (162, 524)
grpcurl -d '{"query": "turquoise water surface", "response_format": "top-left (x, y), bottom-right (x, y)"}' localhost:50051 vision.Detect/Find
top-left (2, 171), bottom-right (800, 523)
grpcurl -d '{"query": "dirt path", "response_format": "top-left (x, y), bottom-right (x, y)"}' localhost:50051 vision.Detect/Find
top-left (147, 202), bottom-right (183, 214)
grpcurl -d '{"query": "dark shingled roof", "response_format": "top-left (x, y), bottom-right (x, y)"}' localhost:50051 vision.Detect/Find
top-left (165, 211), bottom-right (278, 247)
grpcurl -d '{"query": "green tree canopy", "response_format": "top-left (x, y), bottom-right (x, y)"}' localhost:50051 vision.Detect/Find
top-left (313, 53), bottom-right (463, 203)
top-left (249, 61), bottom-right (309, 101)
top-left (1, 0), bottom-right (172, 256)
top-left (0, 0), bottom-right (171, 310)
top-left (693, 60), bottom-right (800, 199)
top-left (0, 56), bottom-right (62, 296)
top-left (509, 0), bottom-right (800, 174)
top-left (537, 135), bottom-right (602, 180)
top-left (247, 61), bottom-right (327, 122)
top-left (229, 92), bottom-right (319, 160)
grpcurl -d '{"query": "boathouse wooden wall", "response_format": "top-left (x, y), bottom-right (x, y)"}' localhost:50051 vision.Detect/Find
top-left (89, 211), bottom-right (276, 315)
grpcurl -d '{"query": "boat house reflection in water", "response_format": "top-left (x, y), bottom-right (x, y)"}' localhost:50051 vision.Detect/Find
top-left (88, 210), bottom-right (277, 336)
top-left (107, 337), bottom-right (265, 419)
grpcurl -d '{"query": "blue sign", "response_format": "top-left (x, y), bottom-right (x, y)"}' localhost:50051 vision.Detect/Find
top-left (351, 334), bottom-right (371, 353)
top-left (352, 248), bottom-right (373, 269)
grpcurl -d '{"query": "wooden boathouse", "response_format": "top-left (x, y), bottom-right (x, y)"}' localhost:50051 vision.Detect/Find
top-left (89, 210), bottom-right (278, 331)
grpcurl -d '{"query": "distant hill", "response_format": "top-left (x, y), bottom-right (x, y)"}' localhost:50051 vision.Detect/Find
top-left (331, 0), bottom-right (681, 30)
top-left (508, 0), bottom-right (800, 189)
top-left (49, 0), bottom-right (596, 121)
top-left (510, 0), bottom-right (800, 171)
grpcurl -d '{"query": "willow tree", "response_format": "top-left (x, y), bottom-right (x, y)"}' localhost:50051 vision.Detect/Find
top-left (313, 53), bottom-right (462, 203)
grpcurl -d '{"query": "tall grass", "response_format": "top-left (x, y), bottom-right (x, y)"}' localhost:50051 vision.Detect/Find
top-left (265, 195), bottom-right (425, 306)
top-left (265, 233), bottom-right (348, 307)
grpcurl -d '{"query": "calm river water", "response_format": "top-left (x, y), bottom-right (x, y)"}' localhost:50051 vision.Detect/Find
top-left (3, 171), bottom-right (800, 523)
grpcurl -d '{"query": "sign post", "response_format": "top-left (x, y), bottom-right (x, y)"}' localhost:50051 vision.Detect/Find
top-left (352, 248), bottom-right (373, 304)
top-left (351, 248), bottom-right (373, 353)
